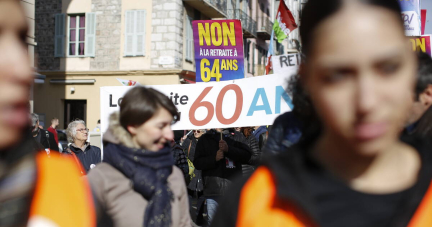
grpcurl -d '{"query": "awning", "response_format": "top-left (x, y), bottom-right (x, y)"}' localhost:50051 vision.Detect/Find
top-left (50, 79), bottom-right (96, 84)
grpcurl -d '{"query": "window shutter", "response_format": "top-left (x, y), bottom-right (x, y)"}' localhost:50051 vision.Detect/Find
top-left (54, 14), bottom-right (65, 57)
top-left (186, 16), bottom-right (193, 61)
top-left (252, 43), bottom-right (255, 74)
top-left (85, 13), bottom-right (96, 57)
top-left (135, 10), bottom-right (146, 56)
top-left (124, 10), bottom-right (135, 56)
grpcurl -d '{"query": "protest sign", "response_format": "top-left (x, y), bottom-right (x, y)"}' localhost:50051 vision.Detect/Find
top-left (271, 53), bottom-right (301, 75)
top-left (193, 20), bottom-right (245, 82)
top-left (399, 0), bottom-right (421, 36)
top-left (100, 72), bottom-right (296, 133)
top-left (409, 35), bottom-right (432, 55)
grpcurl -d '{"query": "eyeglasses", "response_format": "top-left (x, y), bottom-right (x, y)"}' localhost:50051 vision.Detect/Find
top-left (76, 128), bottom-right (89, 133)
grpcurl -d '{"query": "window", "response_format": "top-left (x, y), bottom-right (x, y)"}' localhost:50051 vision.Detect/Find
top-left (276, 42), bottom-right (284, 55)
top-left (68, 15), bottom-right (85, 56)
top-left (124, 10), bottom-right (146, 56)
top-left (54, 13), bottom-right (96, 57)
top-left (185, 16), bottom-right (194, 62)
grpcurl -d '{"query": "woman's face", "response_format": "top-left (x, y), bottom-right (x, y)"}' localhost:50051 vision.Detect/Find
top-left (74, 123), bottom-right (88, 142)
top-left (304, 3), bottom-right (416, 155)
top-left (194, 130), bottom-right (204, 138)
top-left (128, 108), bottom-right (174, 152)
top-left (0, 0), bottom-right (32, 150)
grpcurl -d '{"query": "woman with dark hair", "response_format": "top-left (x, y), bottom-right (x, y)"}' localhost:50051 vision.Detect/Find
top-left (87, 86), bottom-right (191, 227)
top-left (211, 0), bottom-right (432, 226)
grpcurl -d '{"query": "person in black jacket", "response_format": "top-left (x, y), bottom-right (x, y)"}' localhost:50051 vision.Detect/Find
top-left (238, 127), bottom-right (261, 176)
top-left (65, 119), bottom-right (101, 174)
top-left (193, 128), bottom-right (250, 226)
top-left (170, 140), bottom-right (190, 185)
top-left (181, 129), bottom-right (206, 224)
top-left (30, 113), bottom-right (59, 152)
top-left (181, 130), bottom-right (205, 193)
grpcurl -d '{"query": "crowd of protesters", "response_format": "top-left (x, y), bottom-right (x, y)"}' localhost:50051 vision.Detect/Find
top-left (1, 0), bottom-right (432, 226)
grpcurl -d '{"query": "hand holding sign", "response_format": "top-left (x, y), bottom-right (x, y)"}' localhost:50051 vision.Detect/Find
top-left (216, 150), bottom-right (224, 161)
top-left (219, 140), bottom-right (228, 153)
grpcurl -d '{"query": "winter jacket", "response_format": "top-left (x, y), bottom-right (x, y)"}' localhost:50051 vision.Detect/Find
top-left (193, 129), bottom-right (251, 197)
top-left (87, 112), bottom-right (191, 227)
top-left (0, 133), bottom-right (96, 227)
top-left (67, 143), bottom-right (101, 174)
top-left (263, 111), bottom-right (302, 155)
top-left (406, 106), bottom-right (432, 140)
top-left (182, 134), bottom-right (204, 192)
top-left (47, 126), bottom-right (59, 144)
top-left (241, 134), bottom-right (261, 176)
top-left (252, 126), bottom-right (267, 150)
top-left (35, 129), bottom-right (59, 152)
top-left (171, 142), bottom-right (190, 185)
top-left (211, 138), bottom-right (432, 227)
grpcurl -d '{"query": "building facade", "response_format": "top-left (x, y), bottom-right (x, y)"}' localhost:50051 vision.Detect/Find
top-left (34, 0), bottom-right (300, 129)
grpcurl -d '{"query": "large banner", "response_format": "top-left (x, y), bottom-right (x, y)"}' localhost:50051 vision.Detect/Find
top-left (193, 20), bottom-right (245, 82)
top-left (272, 53), bottom-right (301, 75)
top-left (409, 35), bottom-right (432, 55)
top-left (399, 0), bottom-right (421, 36)
top-left (100, 73), bottom-right (296, 133)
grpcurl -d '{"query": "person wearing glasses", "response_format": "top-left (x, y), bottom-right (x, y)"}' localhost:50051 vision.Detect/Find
top-left (65, 119), bottom-right (101, 174)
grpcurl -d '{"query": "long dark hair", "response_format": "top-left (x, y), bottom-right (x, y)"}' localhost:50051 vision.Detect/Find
top-left (300, 0), bottom-right (402, 56)
top-left (292, 0), bottom-right (404, 142)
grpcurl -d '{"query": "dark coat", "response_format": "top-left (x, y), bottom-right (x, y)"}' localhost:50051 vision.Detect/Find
top-left (182, 134), bottom-right (204, 192)
top-left (211, 137), bottom-right (432, 227)
top-left (241, 134), bottom-right (261, 176)
top-left (193, 130), bottom-right (251, 196)
top-left (68, 144), bottom-right (101, 174)
top-left (409, 106), bottom-right (432, 140)
top-left (252, 126), bottom-right (267, 149)
top-left (36, 129), bottom-right (59, 152)
top-left (263, 111), bottom-right (302, 155)
top-left (171, 143), bottom-right (190, 185)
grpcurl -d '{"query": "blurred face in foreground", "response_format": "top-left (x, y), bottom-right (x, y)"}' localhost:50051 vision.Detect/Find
top-left (0, 0), bottom-right (32, 150)
top-left (128, 108), bottom-right (174, 152)
top-left (304, 2), bottom-right (416, 155)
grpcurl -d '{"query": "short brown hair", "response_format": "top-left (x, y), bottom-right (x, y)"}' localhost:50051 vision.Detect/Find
top-left (120, 86), bottom-right (179, 130)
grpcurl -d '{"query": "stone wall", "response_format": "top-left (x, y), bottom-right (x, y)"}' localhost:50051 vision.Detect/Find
top-left (151, 0), bottom-right (184, 69)
top-left (35, 0), bottom-right (62, 70)
top-left (90, 0), bottom-right (122, 71)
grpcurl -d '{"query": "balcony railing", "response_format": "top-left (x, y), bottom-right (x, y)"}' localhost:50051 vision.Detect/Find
top-left (227, 9), bottom-right (257, 38)
top-left (257, 16), bottom-right (273, 39)
top-left (183, 0), bottom-right (227, 18)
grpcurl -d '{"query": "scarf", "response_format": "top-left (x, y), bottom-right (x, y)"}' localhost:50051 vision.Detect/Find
top-left (103, 142), bottom-right (174, 227)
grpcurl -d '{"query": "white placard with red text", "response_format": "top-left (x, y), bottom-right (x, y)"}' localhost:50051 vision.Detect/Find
top-left (100, 72), bottom-right (295, 133)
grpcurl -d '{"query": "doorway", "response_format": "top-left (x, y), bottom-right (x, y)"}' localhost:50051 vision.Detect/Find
top-left (64, 100), bottom-right (87, 128)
